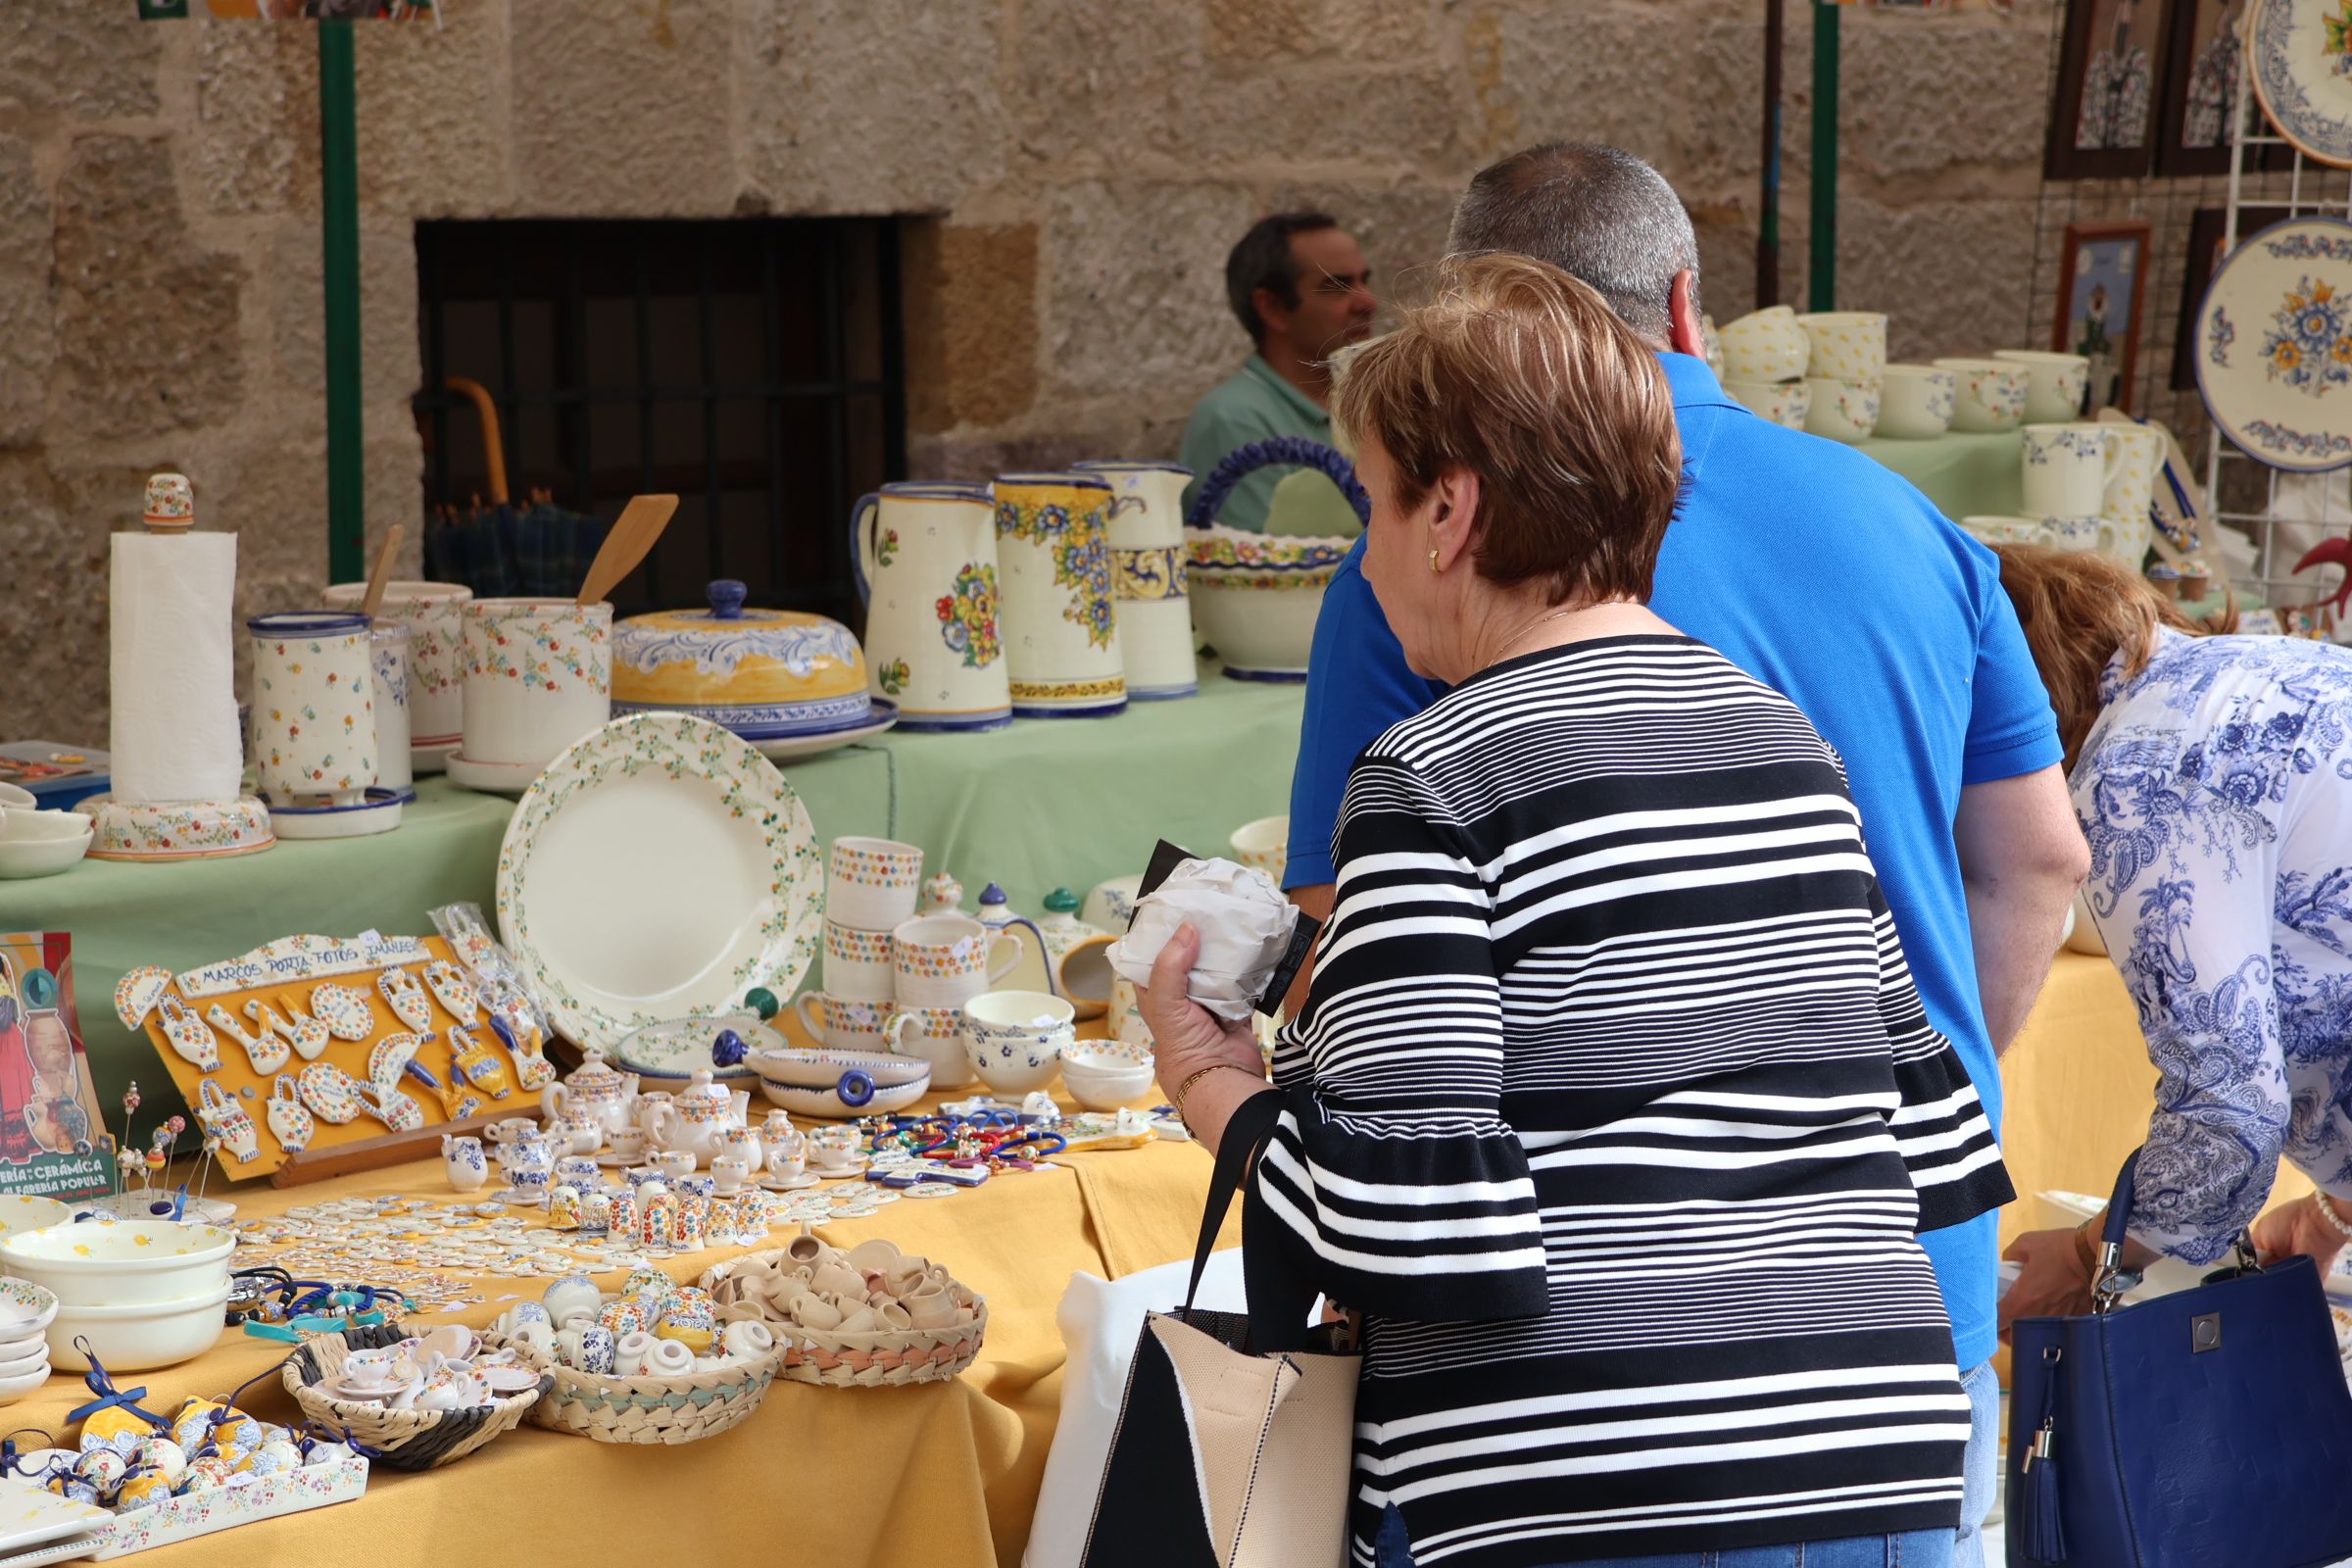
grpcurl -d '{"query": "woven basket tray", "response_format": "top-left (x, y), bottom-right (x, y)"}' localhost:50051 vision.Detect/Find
top-left (697, 1248), bottom-right (989, 1389)
top-left (477, 1328), bottom-right (785, 1445)
top-left (281, 1322), bottom-right (551, 1471)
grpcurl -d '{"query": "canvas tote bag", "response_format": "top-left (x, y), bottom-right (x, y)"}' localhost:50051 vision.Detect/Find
top-left (1080, 1091), bottom-right (1358, 1568)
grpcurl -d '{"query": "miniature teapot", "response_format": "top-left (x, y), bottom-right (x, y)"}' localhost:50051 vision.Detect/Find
top-left (543, 1049), bottom-right (640, 1136)
top-left (496, 1125), bottom-right (556, 1195)
top-left (646, 1068), bottom-right (748, 1164)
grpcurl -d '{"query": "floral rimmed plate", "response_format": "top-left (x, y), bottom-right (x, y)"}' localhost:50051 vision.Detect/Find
top-left (495, 713), bottom-right (822, 1053)
top-left (2251, 0), bottom-right (2352, 168)
top-left (611, 1011), bottom-right (777, 1088)
top-left (2195, 217), bottom-right (2352, 472)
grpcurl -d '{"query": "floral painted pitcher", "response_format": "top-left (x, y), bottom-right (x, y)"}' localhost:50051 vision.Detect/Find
top-left (991, 472), bottom-right (1126, 718)
top-left (851, 483), bottom-right (1011, 732)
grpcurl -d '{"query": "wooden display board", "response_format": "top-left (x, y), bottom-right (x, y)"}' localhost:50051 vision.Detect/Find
top-left (131, 934), bottom-right (548, 1187)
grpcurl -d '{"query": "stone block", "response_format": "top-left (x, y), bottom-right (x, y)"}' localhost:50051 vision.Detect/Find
top-left (1191, 66), bottom-right (1464, 170)
top-left (904, 220), bottom-right (1039, 435)
top-left (1838, 193), bottom-right (2038, 362)
top-left (511, 0), bottom-right (735, 215)
top-left (1842, 9), bottom-right (2048, 181)
top-left (269, 217), bottom-right (424, 403)
top-left (739, 0), bottom-right (1006, 215)
top-left (1260, 179), bottom-right (1459, 310)
top-left (0, 135), bottom-right (55, 448)
top-left (0, 454), bottom-right (143, 743)
top-left (1013, 0), bottom-right (1204, 165)
top-left (354, 3), bottom-right (514, 217)
top-left (52, 135), bottom-right (247, 440)
top-left (0, 0), bottom-right (164, 121)
top-left (1203, 0), bottom-right (1438, 65)
top-left (192, 24), bottom-right (315, 219)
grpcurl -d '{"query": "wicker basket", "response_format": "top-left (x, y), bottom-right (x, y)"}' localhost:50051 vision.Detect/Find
top-left (697, 1248), bottom-right (989, 1389)
top-left (281, 1322), bottom-right (551, 1471)
top-left (478, 1328), bottom-right (784, 1445)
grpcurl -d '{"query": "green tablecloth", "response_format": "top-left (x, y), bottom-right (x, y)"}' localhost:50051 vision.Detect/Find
top-left (14, 661), bottom-right (1304, 1112)
top-left (1857, 429), bottom-right (2024, 520)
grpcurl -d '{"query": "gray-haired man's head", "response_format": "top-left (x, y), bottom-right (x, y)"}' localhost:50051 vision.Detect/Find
top-left (1446, 143), bottom-right (1700, 345)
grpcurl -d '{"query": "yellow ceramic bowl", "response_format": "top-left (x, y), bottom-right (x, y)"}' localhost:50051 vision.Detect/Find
top-left (612, 579), bottom-right (870, 738)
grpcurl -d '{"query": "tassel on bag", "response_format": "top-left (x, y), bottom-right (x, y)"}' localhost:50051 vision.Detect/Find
top-left (2020, 1347), bottom-right (2068, 1564)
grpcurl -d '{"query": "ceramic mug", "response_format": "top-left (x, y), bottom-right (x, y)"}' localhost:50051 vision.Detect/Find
top-left (886, 1004), bottom-right (974, 1090)
top-left (890, 912), bottom-right (1023, 1009)
top-left (821, 919), bottom-right (896, 1002)
top-left (2042, 514), bottom-right (2107, 553)
top-left (2101, 423), bottom-right (2166, 525)
top-left (1724, 378), bottom-right (1810, 430)
top-left (1073, 459), bottom-right (1198, 702)
top-left (1803, 377), bottom-right (1882, 444)
top-left (1795, 312), bottom-right (1887, 383)
top-left (2022, 424), bottom-right (2122, 519)
top-left (323, 580), bottom-right (473, 773)
top-left (368, 621), bottom-right (414, 792)
top-left (1934, 359), bottom-right (2030, 432)
top-left (1994, 350), bottom-right (2091, 423)
top-left (1875, 365), bottom-right (1958, 440)
top-left (458, 597), bottom-right (613, 773)
top-left (1229, 814), bottom-right (1288, 883)
top-left (792, 992), bottom-right (901, 1053)
top-left (607, 1125), bottom-right (648, 1164)
top-left (1960, 514), bottom-right (2047, 547)
top-left (827, 836), bottom-right (924, 931)
top-left (248, 612), bottom-right (377, 805)
top-left (961, 989), bottom-right (1075, 1095)
top-left (1715, 306), bottom-right (1811, 382)
top-left (992, 471), bottom-right (1126, 717)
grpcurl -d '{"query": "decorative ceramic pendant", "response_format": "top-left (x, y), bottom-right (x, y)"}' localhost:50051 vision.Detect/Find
top-left (411, 1054), bottom-right (484, 1122)
top-left (194, 1079), bottom-right (260, 1163)
top-left (446, 1023), bottom-right (512, 1100)
top-left (376, 968), bottom-right (432, 1034)
top-left (420, 960), bottom-right (480, 1024)
top-left (309, 984), bottom-right (374, 1042)
top-left (353, 1079), bottom-right (423, 1134)
top-left (114, 967), bottom-right (173, 1032)
top-left (206, 1004), bottom-right (288, 1076)
top-left (249, 1000), bottom-right (329, 1062)
top-left (367, 1031), bottom-right (424, 1090)
top-left (490, 1006), bottom-right (556, 1091)
top-left (153, 995), bottom-right (220, 1073)
top-left (265, 1077), bottom-right (314, 1156)
top-left (297, 1062), bottom-right (365, 1124)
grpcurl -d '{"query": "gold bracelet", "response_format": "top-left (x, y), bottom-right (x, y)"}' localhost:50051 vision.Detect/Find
top-left (1171, 1063), bottom-right (1244, 1122)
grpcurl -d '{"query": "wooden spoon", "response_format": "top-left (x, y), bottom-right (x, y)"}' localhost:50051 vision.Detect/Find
top-left (360, 522), bottom-right (405, 618)
top-left (576, 494), bottom-right (679, 608)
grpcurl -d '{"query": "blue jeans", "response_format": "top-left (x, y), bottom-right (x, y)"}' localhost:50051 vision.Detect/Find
top-left (1952, 1358), bottom-right (1999, 1568)
top-left (1370, 1509), bottom-right (1952, 1568)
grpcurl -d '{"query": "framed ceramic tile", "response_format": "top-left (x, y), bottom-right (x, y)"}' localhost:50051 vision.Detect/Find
top-left (2047, 0), bottom-right (2171, 179)
top-left (2172, 206), bottom-right (2291, 390)
top-left (2155, 0), bottom-right (2285, 175)
top-left (2055, 220), bottom-right (2152, 413)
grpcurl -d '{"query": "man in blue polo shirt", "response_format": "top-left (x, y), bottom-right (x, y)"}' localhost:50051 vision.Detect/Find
top-left (1286, 143), bottom-right (2089, 1568)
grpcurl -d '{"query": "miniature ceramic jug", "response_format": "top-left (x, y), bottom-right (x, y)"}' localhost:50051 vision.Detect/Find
top-left (852, 482), bottom-right (1011, 732)
top-left (442, 1133), bottom-right (489, 1194)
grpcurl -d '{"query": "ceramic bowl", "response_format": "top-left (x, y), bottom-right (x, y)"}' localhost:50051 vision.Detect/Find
top-left (2, 1219), bottom-right (236, 1307)
top-left (0, 1336), bottom-right (49, 1379)
top-left (1715, 306), bottom-right (1811, 382)
top-left (962, 990), bottom-right (1074, 1096)
top-left (1228, 815), bottom-right (1288, 883)
top-left (46, 1281), bottom-right (234, 1372)
top-left (1876, 365), bottom-right (1958, 440)
top-left (0, 1200), bottom-right (71, 1250)
top-left (1960, 515), bottom-right (2049, 547)
top-left (1992, 350), bottom-right (2091, 423)
top-left (1934, 359), bottom-right (2030, 433)
top-left (1795, 312), bottom-right (1887, 383)
top-left (0, 1279), bottom-right (60, 1342)
top-left (0, 809), bottom-right (93, 880)
top-left (0, 784), bottom-right (34, 810)
top-left (1724, 378), bottom-right (1810, 430)
top-left (0, 1362), bottom-right (48, 1403)
top-left (612, 579), bottom-right (871, 738)
top-left (747, 1045), bottom-right (931, 1119)
top-left (1186, 528), bottom-right (1348, 681)
top-left (1060, 1043), bottom-right (1157, 1111)
top-left (1802, 377), bottom-right (1881, 444)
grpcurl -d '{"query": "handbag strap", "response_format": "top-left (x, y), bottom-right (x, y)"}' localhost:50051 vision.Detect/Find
top-left (2094, 1146), bottom-right (2255, 1312)
top-left (1183, 1089), bottom-right (1287, 1319)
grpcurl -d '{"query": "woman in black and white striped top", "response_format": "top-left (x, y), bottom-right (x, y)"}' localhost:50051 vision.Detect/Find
top-left (1142, 255), bottom-right (2012, 1568)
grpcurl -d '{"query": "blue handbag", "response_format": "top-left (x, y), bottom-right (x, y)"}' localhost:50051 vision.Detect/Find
top-left (2007, 1148), bottom-right (2352, 1567)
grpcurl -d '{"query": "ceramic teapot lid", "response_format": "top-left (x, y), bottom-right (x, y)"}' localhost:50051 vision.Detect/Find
top-left (676, 1067), bottom-right (729, 1102)
top-left (566, 1049), bottom-right (628, 1096)
top-left (1042, 888), bottom-right (1080, 914)
top-left (612, 581), bottom-right (867, 723)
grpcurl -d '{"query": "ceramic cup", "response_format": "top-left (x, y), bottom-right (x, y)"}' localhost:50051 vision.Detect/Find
top-left (827, 836), bottom-right (924, 931)
top-left (961, 989), bottom-right (1075, 1095)
top-left (890, 912), bottom-right (1023, 1009)
top-left (321, 580), bottom-right (474, 772)
top-left (821, 919), bottom-right (896, 1002)
top-left (607, 1125), bottom-right (648, 1163)
top-left (791, 992), bottom-right (900, 1053)
top-left (554, 1154), bottom-right (600, 1190)
top-left (1934, 359), bottom-right (2030, 432)
top-left (2101, 423), bottom-right (2166, 525)
top-left (1961, 514), bottom-right (2052, 547)
top-left (368, 621), bottom-right (414, 792)
top-left (1875, 365), bottom-right (1958, 440)
top-left (248, 612), bottom-right (377, 805)
top-left (1994, 350), bottom-right (2091, 423)
top-left (457, 597), bottom-right (613, 773)
top-left (1715, 306), bottom-right (1811, 382)
top-left (1228, 815), bottom-right (1288, 884)
top-left (652, 1148), bottom-right (696, 1179)
top-left (1803, 377), bottom-right (1882, 444)
top-left (2042, 514), bottom-right (2107, 553)
top-left (1724, 378), bottom-right (1809, 430)
top-left (1795, 312), bottom-right (1887, 383)
top-left (2022, 424), bottom-right (2122, 519)
top-left (886, 1004), bottom-right (975, 1090)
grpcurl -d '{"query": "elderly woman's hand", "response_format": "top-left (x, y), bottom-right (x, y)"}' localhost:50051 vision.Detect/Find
top-left (2252, 1193), bottom-right (2352, 1270)
top-left (1998, 1225), bottom-right (2098, 1337)
top-left (1137, 923), bottom-right (1267, 1135)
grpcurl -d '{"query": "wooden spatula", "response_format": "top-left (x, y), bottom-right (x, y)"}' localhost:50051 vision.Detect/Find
top-left (576, 494), bottom-right (679, 607)
top-left (360, 522), bottom-right (405, 618)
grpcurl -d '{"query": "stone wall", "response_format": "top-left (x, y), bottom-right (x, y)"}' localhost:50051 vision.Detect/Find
top-left (0, 0), bottom-right (2059, 741)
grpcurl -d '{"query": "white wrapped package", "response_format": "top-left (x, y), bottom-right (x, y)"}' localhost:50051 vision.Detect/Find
top-left (1107, 856), bottom-right (1300, 1022)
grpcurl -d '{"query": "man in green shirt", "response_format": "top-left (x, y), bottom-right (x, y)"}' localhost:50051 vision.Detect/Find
top-left (1178, 212), bottom-right (1377, 531)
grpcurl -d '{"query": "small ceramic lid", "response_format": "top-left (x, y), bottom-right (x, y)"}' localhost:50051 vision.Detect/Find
top-left (979, 883), bottom-right (1007, 907)
top-left (1042, 888), bottom-right (1081, 914)
top-left (143, 472), bottom-right (194, 531)
top-left (612, 580), bottom-right (867, 713)
top-left (565, 1049), bottom-right (628, 1097)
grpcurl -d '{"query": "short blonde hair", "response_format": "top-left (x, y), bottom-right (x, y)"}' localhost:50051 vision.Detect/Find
top-left (1330, 251), bottom-right (1684, 605)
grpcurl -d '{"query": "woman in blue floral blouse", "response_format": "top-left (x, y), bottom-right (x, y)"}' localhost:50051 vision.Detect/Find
top-left (1994, 546), bottom-right (2352, 1326)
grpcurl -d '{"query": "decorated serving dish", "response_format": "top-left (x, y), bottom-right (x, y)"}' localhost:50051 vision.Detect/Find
top-left (2196, 216), bottom-right (2352, 471)
top-left (747, 1044), bottom-right (930, 1118)
top-left (612, 580), bottom-right (879, 739)
top-left (612, 1011), bottom-right (779, 1091)
top-left (1185, 527), bottom-right (1349, 682)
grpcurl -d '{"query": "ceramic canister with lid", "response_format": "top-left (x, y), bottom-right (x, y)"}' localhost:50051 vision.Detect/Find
top-left (247, 612), bottom-right (376, 805)
top-left (320, 580), bottom-right (473, 772)
top-left (612, 579), bottom-right (872, 739)
top-left (992, 472), bottom-right (1126, 718)
top-left (1073, 460), bottom-right (1196, 701)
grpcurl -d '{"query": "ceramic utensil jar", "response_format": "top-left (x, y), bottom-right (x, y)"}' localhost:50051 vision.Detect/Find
top-left (320, 580), bottom-right (472, 773)
top-left (890, 912), bottom-right (1022, 1008)
top-left (2022, 424), bottom-right (2122, 519)
top-left (369, 621), bottom-right (414, 792)
top-left (458, 598), bottom-right (612, 775)
top-left (1073, 460), bottom-right (1197, 702)
top-left (851, 482), bottom-right (1011, 732)
top-left (247, 612), bottom-right (377, 805)
top-left (992, 472), bottom-right (1126, 718)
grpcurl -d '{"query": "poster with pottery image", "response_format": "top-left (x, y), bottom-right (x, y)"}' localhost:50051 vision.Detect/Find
top-left (0, 936), bottom-right (112, 1201)
top-left (2055, 220), bottom-right (2150, 414)
top-left (2047, 0), bottom-right (2170, 178)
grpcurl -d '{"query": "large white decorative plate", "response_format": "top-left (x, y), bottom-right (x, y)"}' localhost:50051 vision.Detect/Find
top-left (2195, 217), bottom-right (2352, 471)
top-left (496, 713), bottom-right (822, 1052)
top-left (2251, 0), bottom-right (2352, 168)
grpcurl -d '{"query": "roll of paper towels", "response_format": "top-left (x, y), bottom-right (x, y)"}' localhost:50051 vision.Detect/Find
top-left (109, 530), bottom-right (244, 805)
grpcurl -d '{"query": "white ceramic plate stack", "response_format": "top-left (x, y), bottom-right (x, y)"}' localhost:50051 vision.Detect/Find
top-left (0, 1218), bottom-right (236, 1372)
top-left (0, 1282), bottom-right (59, 1403)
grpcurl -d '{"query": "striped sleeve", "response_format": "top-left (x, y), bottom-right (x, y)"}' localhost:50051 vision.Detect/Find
top-left (1252, 757), bottom-right (1549, 1323)
top-left (1870, 878), bottom-right (2016, 1233)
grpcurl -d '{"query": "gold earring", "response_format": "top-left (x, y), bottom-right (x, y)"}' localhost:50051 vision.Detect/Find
top-left (1428, 548), bottom-right (1442, 574)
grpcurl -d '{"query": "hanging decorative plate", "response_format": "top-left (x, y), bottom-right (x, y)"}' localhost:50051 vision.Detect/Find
top-left (368, 1031), bottom-right (424, 1090)
top-left (2195, 217), bottom-right (2352, 472)
top-left (2250, 0), bottom-right (2352, 168)
top-left (495, 712), bottom-right (822, 1053)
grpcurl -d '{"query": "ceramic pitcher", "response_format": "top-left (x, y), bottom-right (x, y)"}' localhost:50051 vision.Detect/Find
top-left (1075, 460), bottom-right (1197, 701)
top-left (247, 612), bottom-right (377, 806)
top-left (993, 472), bottom-right (1125, 717)
top-left (852, 482), bottom-right (1011, 732)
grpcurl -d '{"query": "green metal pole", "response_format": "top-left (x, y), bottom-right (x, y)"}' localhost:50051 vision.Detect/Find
top-left (319, 20), bottom-right (365, 584)
top-left (1808, 0), bottom-right (1838, 313)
